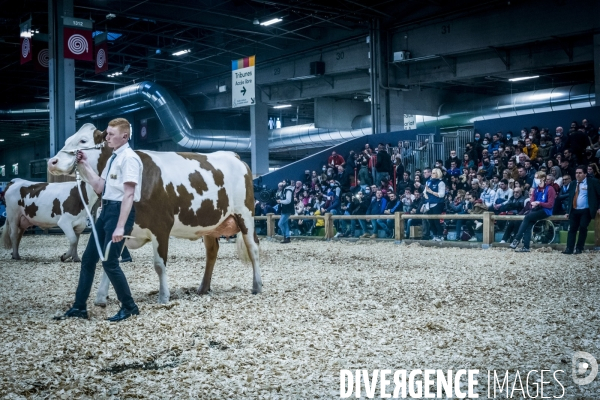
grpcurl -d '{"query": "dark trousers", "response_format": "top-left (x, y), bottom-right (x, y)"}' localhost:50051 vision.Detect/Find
top-left (567, 208), bottom-right (592, 250)
top-left (501, 220), bottom-right (520, 242)
top-left (514, 209), bottom-right (549, 249)
top-left (73, 202), bottom-right (136, 310)
top-left (426, 203), bottom-right (444, 237)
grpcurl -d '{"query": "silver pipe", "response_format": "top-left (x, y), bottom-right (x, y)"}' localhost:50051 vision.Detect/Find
top-left (415, 83), bottom-right (596, 129)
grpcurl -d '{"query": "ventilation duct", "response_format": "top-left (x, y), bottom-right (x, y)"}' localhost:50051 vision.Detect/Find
top-left (415, 83), bottom-right (596, 129)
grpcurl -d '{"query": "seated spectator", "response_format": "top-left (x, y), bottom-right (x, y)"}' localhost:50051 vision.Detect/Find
top-left (334, 193), bottom-right (354, 238)
top-left (506, 159), bottom-right (519, 180)
top-left (462, 152), bottom-right (475, 170)
top-left (346, 190), bottom-right (371, 237)
top-left (397, 171), bottom-right (414, 195)
top-left (479, 156), bottom-right (494, 179)
top-left (447, 161), bottom-right (461, 178)
top-left (446, 189), bottom-right (468, 240)
top-left (470, 179), bottom-right (482, 199)
top-left (400, 187), bottom-right (414, 212)
top-left (479, 179), bottom-right (496, 209)
top-left (361, 189), bottom-right (388, 239)
top-left (375, 192), bottom-right (401, 238)
top-left (517, 166), bottom-right (532, 187)
top-left (510, 171), bottom-right (556, 252)
top-left (498, 187), bottom-right (527, 243)
top-left (404, 189), bottom-right (425, 239)
top-left (559, 158), bottom-right (575, 180)
top-left (583, 147), bottom-right (599, 166)
top-left (588, 163), bottom-right (600, 180)
top-left (492, 179), bottom-right (513, 211)
top-left (445, 150), bottom-right (460, 170)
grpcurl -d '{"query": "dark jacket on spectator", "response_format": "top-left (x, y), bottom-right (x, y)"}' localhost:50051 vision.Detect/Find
top-left (375, 149), bottom-right (392, 174)
top-left (565, 177), bottom-right (600, 218)
top-left (336, 171), bottom-right (350, 192)
top-left (324, 194), bottom-right (341, 213)
top-left (445, 156), bottom-right (461, 170)
top-left (566, 130), bottom-right (589, 158)
top-left (384, 198), bottom-right (401, 214)
top-left (394, 163), bottom-right (405, 188)
top-left (351, 196), bottom-right (371, 215)
top-left (397, 178), bottom-right (414, 195)
top-left (499, 195), bottom-right (526, 214)
top-left (550, 142), bottom-right (565, 160)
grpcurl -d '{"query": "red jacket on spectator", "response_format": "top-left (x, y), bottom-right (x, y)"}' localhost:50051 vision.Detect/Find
top-left (328, 154), bottom-right (345, 167)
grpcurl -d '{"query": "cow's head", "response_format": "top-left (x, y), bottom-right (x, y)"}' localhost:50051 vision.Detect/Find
top-left (48, 123), bottom-right (106, 176)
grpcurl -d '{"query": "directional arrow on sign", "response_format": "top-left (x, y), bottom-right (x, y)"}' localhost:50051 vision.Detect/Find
top-left (251, 98), bottom-right (255, 104)
top-left (241, 86), bottom-right (246, 96)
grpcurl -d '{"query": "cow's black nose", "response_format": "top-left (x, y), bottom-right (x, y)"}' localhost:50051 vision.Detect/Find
top-left (50, 158), bottom-right (58, 165)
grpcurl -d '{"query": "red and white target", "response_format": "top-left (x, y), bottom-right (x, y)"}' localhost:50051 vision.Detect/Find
top-left (37, 49), bottom-right (49, 68)
top-left (96, 48), bottom-right (106, 68)
top-left (21, 38), bottom-right (31, 58)
top-left (68, 34), bottom-right (88, 55)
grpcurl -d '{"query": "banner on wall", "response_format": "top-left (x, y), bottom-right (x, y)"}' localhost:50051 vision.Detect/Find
top-left (94, 41), bottom-right (108, 74)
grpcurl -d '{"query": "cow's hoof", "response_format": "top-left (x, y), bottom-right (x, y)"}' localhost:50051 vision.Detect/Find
top-left (60, 253), bottom-right (71, 262)
top-left (158, 296), bottom-right (169, 304)
top-left (72, 258), bottom-right (81, 263)
top-left (252, 284), bottom-right (263, 295)
top-left (12, 255), bottom-right (21, 260)
top-left (197, 286), bottom-right (211, 295)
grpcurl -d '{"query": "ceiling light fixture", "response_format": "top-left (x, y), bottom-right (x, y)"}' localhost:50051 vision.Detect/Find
top-left (273, 104), bottom-right (292, 109)
top-left (106, 13), bottom-right (116, 20)
top-left (253, 18), bottom-right (260, 25)
top-left (0, 139), bottom-right (4, 142)
top-left (21, 133), bottom-right (30, 136)
top-left (172, 49), bottom-right (190, 56)
top-left (123, 64), bottom-right (130, 72)
top-left (260, 18), bottom-right (282, 26)
top-left (509, 75), bottom-right (539, 82)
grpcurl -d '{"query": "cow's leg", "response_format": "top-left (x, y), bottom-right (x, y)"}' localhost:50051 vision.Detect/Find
top-left (198, 236), bottom-right (219, 295)
top-left (57, 217), bottom-right (78, 262)
top-left (71, 231), bottom-right (82, 262)
top-left (151, 234), bottom-right (170, 304)
top-left (94, 271), bottom-right (111, 307)
top-left (240, 215), bottom-right (262, 294)
top-left (11, 224), bottom-right (26, 260)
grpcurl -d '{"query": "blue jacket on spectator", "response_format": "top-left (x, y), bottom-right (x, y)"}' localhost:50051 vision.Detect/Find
top-left (367, 197), bottom-right (387, 215)
top-left (324, 193), bottom-right (340, 213)
top-left (447, 167), bottom-right (462, 177)
top-left (488, 140), bottom-right (501, 154)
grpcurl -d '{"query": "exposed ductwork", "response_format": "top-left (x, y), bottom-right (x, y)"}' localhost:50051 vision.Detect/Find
top-left (415, 83), bottom-right (596, 129)
top-left (0, 82), bottom-right (595, 150)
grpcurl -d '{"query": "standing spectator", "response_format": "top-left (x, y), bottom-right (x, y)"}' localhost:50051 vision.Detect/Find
top-left (583, 147), bottom-right (599, 166)
top-left (423, 168), bottom-right (446, 241)
top-left (336, 165), bottom-right (350, 193)
top-left (510, 171), bottom-right (556, 252)
top-left (276, 180), bottom-right (295, 244)
top-left (375, 143), bottom-right (392, 185)
top-left (563, 166), bottom-right (600, 254)
top-left (404, 189), bottom-right (425, 239)
top-left (559, 159), bottom-right (575, 180)
top-left (328, 151), bottom-right (345, 168)
top-left (393, 154), bottom-right (405, 192)
top-left (358, 156), bottom-right (372, 187)
top-left (565, 127), bottom-right (588, 163)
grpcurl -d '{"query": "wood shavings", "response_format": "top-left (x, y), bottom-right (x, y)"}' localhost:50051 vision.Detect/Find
top-left (0, 235), bottom-right (599, 398)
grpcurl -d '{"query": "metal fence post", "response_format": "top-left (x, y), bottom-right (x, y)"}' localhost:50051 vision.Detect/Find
top-left (482, 212), bottom-right (493, 249)
top-left (266, 213), bottom-right (274, 238)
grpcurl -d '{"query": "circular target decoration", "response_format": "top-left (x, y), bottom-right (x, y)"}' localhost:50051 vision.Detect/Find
top-left (21, 38), bottom-right (31, 58)
top-left (67, 34), bottom-right (88, 55)
top-left (96, 48), bottom-right (106, 68)
top-left (38, 49), bottom-right (49, 68)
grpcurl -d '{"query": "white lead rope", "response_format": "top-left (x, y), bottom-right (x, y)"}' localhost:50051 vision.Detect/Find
top-left (75, 169), bottom-right (134, 262)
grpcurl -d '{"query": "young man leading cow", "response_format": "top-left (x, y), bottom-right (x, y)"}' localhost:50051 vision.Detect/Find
top-left (55, 118), bottom-right (143, 322)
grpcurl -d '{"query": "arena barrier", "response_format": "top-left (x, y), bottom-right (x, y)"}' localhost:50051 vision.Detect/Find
top-left (255, 212), bottom-right (600, 249)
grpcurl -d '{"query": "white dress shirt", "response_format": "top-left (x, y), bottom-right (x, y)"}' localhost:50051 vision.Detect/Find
top-left (101, 143), bottom-right (143, 202)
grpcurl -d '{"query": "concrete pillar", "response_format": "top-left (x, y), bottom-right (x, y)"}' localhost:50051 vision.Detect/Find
top-left (594, 34), bottom-right (600, 106)
top-left (48, 0), bottom-right (76, 158)
top-left (250, 101), bottom-right (269, 177)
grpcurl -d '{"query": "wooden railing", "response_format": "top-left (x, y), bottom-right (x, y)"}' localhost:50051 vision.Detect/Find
top-left (255, 212), bottom-right (600, 248)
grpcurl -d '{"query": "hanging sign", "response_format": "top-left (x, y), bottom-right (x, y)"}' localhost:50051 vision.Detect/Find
top-left (20, 37), bottom-right (32, 64)
top-left (34, 45), bottom-right (49, 71)
top-left (62, 17), bottom-right (93, 61)
top-left (95, 41), bottom-right (108, 74)
top-left (231, 55), bottom-right (255, 108)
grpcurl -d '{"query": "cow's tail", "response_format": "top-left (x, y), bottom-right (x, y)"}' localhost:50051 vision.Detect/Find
top-left (1, 219), bottom-right (10, 250)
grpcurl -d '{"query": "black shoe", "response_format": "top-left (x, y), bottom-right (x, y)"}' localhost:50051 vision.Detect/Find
top-left (281, 237), bottom-right (290, 244)
top-left (574, 249), bottom-right (583, 255)
top-left (120, 256), bottom-right (133, 262)
top-left (54, 307), bottom-right (88, 320)
top-left (106, 306), bottom-right (139, 322)
top-left (509, 239), bottom-right (520, 249)
top-left (562, 248), bottom-right (573, 255)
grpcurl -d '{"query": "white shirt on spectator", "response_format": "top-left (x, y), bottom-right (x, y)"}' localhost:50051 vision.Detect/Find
top-left (493, 187), bottom-right (513, 205)
top-left (101, 143), bottom-right (143, 202)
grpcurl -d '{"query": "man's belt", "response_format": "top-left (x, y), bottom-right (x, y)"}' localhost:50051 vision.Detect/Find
top-left (102, 199), bottom-right (121, 205)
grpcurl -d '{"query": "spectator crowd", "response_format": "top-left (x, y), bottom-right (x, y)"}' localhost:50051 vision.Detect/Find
top-left (256, 118), bottom-right (600, 248)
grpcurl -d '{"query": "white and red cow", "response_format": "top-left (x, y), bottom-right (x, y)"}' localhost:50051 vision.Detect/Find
top-left (47, 123), bottom-right (261, 305)
top-left (2, 178), bottom-right (98, 261)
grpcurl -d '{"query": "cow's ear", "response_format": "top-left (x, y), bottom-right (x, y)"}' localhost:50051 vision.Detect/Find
top-left (93, 129), bottom-right (106, 144)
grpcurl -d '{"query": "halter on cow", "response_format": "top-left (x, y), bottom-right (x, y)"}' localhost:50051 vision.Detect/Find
top-left (47, 123), bottom-right (261, 304)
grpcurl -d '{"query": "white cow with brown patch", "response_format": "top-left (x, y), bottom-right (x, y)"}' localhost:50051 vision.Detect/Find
top-left (47, 123), bottom-right (261, 305)
top-left (1, 178), bottom-right (98, 261)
